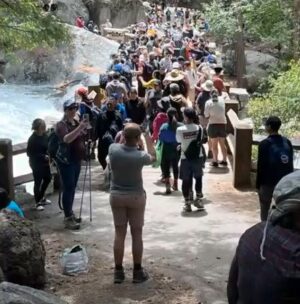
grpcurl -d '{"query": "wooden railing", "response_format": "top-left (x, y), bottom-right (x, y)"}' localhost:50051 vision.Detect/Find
top-left (226, 108), bottom-right (253, 188)
top-left (0, 139), bottom-right (33, 199)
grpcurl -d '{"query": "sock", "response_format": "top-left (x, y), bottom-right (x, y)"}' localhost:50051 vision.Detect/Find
top-left (134, 263), bottom-right (142, 270)
top-left (115, 264), bottom-right (123, 270)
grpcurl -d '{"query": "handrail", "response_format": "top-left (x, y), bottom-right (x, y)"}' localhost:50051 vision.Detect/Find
top-left (252, 134), bottom-right (300, 150)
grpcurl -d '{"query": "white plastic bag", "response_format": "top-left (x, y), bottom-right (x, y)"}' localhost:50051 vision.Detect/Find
top-left (60, 245), bottom-right (88, 276)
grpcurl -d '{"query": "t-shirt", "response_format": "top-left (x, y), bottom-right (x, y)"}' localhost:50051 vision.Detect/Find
top-left (176, 124), bottom-right (202, 159)
top-left (109, 143), bottom-right (152, 194)
top-left (6, 201), bottom-right (24, 217)
top-left (204, 98), bottom-right (227, 124)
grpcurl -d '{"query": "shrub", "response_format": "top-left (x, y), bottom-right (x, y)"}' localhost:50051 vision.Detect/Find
top-left (248, 61), bottom-right (300, 138)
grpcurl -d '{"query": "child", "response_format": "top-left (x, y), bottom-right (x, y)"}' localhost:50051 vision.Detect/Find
top-left (0, 187), bottom-right (24, 217)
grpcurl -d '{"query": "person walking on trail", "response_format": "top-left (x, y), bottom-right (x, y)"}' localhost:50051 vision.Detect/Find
top-left (227, 170), bottom-right (300, 304)
top-left (176, 107), bottom-right (205, 212)
top-left (159, 107), bottom-right (183, 194)
top-left (27, 118), bottom-right (52, 211)
top-left (109, 123), bottom-right (156, 284)
top-left (55, 99), bottom-right (88, 230)
top-left (204, 89), bottom-right (228, 168)
top-left (256, 116), bottom-right (294, 221)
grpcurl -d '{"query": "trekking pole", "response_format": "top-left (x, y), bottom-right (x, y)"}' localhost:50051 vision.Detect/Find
top-left (89, 155), bottom-right (92, 222)
top-left (79, 160), bottom-right (88, 220)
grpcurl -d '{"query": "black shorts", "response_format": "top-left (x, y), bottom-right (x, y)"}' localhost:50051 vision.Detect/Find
top-left (207, 124), bottom-right (226, 138)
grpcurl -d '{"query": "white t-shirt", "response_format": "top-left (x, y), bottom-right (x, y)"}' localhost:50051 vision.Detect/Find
top-left (176, 124), bottom-right (202, 159)
top-left (204, 97), bottom-right (227, 124)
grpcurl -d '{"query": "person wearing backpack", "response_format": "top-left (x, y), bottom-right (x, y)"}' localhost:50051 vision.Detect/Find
top-left (176, 107), bottom-right (205, 212)
top-left (256, 116), bottom-right (294, 221)
top-left (159, 107), bottom-right (183, 194)
top-left (27, 118), bottom-right (52, 211)
top-left (55, 99), bottom-right (89, 230)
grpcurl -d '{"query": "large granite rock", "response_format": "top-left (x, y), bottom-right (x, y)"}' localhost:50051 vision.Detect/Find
top-left (222, 48), bottom-right (277, 92)
top-left (0, 212), bottom-right (46, 288)
top-left (4, 25), bottom-right (119, 84)
top-left (0, 282), bottom-right (67, 304)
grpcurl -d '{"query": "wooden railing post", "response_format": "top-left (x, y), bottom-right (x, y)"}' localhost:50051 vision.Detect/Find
top-left (233, 123), bottom-right (253, 188)
top-left (225, 99), bottom-right (239, 134)
top-left (0, 139), bottom-right (15, 199)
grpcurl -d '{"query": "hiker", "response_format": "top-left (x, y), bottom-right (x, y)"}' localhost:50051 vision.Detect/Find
top-left (256, 116), bottom-right (294, 221)
top-left (27, 118), bottom-right (52, 211)
top-left (165, 8), bottom-right (171, 22)
top-left (159, 107), bottom-right (183, 194)
top-left (163, 68), bottom-right (187, 98)
top-left (228, 170), bottom-right (300, 304)
top-left (212, 66), bottom-right (225, 96)
top-left (204, 89), bottom-right (227, 167)
top-left (0, 187), bottom-right (24, 217)
top-left (168, 83), bottom-right (188, 122)
top-left (125, 87), bottom-right (146, 125)
top-left (75, 16), bottom-right (85, 28)
top-left (96, 96), bottom-right (123, 169)
top-left (55, 99), bottom-right (89, 230)
top-left (106, 72), bottom-right (128, 101)
top-left (176, 108), bottom-right (205, 212)
top-left (109, 123), bottom-right (156, 284)
top-left (152, 97), bottom-right (170, 142)
top-left (184, 61), bottom-right (198, 105)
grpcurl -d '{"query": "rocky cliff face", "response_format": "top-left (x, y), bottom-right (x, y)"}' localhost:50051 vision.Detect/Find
top-left (3, 25), bottom-right (119, 84)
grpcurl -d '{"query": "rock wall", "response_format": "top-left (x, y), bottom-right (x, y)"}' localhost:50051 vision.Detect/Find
top-left (3, 25), bottom-right (119, 84)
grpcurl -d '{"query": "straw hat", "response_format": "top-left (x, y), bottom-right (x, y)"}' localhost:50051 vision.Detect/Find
top-left (164, 70), bottom-right (184, 82)
top-left (201, 80), bottom-right (214, 92)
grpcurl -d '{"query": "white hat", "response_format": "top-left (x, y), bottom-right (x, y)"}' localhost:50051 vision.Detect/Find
top-left (201, 80), bottom-right (214, 92)
top-left (172, 62), bottom-right (181, 70)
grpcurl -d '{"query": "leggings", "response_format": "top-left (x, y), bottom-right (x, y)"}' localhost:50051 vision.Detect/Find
top-left (31, 163), bottom-right (52, 203)
top-left (161, 149), bottom-right (180, 179)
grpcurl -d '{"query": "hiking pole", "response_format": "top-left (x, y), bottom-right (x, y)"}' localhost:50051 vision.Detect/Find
top-left (88, 151), bottom-right (92, 222)
top-left (79, 159), bottom-right (89, 221)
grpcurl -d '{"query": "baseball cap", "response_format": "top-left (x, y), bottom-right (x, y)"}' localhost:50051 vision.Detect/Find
top-left (63, 99), bottom-right (78, 111)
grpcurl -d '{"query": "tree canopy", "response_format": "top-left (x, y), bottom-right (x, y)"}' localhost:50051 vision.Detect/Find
top-left (0, 0), bottom-right (70, 53)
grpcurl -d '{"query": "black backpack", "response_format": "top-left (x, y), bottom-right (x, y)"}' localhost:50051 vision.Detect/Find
top-left (48, 128), bottom-right (59, 160)
top-left (184, 127), bottom-right (203, 161)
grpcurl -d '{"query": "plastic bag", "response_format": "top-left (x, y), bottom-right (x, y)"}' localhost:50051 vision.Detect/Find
top-left (152, 141), bottom-right (163, 168)
top-left (60, 245), bottom-right (89, 276)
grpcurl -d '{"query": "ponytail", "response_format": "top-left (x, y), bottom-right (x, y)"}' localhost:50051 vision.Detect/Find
top-left (167, 107), bottom-right (178, 131)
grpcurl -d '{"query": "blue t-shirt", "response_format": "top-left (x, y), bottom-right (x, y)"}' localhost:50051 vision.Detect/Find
top-left (6, 201), bottom-right (24, 217)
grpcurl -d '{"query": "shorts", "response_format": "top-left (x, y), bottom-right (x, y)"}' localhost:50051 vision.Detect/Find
top-left (110, 193), bottom-right (146, 228)
top-left (179, 159), bottom-right (203, 180)
top-left (207, 124), bottom-right (227, 138)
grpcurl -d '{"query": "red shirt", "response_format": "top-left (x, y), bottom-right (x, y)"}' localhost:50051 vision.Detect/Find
top-left (76, 17), bottom-right (85, 28)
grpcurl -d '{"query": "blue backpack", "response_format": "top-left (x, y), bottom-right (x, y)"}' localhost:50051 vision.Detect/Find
top-left (268, 137), bottom-right (292, 169)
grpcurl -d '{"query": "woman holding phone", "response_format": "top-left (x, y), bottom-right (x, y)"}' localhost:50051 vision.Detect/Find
top-left (55, 99), bottom-right (88, 230)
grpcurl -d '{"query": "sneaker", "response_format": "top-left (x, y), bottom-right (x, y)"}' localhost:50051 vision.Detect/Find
top-left (165, 188), bottom-right (172, 195)
top-left (210, 161), bottom-right (219, 167)
top-left (40, 198), bottom-right (51, 205)
top-left (64, 216), bottom-right (80, 230)
top-left (114, 268), bottom-right (125, 284)
top-left (183, 202), bottom-right (192, 212)
top-left (219, 161), bottom-right (228, 167)
top-left (193, 198), bottom-right (205, 211)
top-left (172, 179), bottom-right (178, 191)
top-left (71, 213), bottom-right (82, 223)
top-left (36, 204), bottom-right (45, 211)
top-left (132, 268), bottom-right (149, 284)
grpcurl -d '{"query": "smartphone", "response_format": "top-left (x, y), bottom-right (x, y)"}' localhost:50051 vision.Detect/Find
top-left (83, 113), bottom-right (89, 122)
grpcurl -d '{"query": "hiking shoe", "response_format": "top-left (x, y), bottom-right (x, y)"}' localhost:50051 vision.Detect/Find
top-left (183, 202), bottom-right (192, 212)
top-left (210, 161), bottom-right (219, 167)
top-left (71, 213), bottom-right (82, 223)
top-left (36, 204), bottom-right (45, 211)
top-left (165, 188), bottom-right (172, 195)
top-left (219, 161), bottom-right (228, 167)
top-left (114, 268), bottom-right (125, 284)
top-left (40, 198), bottom-right (51, 205)
top-left (132, 268), bottom-right (149, 284)
top-left (194, 198), bottom-right (205, 211)
top-left (64, 216), bottom-right (80, 230)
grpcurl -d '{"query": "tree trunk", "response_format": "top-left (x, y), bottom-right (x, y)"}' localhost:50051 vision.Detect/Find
top-left (235, 11), bottom-right (246, 88)
top-left (294, 0), bottom-right (300, 59)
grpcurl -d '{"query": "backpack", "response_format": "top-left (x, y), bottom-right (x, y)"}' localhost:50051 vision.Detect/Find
top-left (48, 128), bottom-right (59, 160)
top-left (267, 137), bottom-right (293, 170)
top-left (184, 127), bottom-right (203, 161)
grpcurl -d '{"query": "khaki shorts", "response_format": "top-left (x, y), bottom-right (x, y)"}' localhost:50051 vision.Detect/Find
top-left (110, 193), bottom-right (146, 228)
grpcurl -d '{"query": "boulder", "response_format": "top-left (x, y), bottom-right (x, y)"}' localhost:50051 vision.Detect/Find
top-left (0, 282), bottom-right (67, 304)
top-left (4, 25), bottom-right (119, 84)
top-left (0, 212), bottom-right (46, 288)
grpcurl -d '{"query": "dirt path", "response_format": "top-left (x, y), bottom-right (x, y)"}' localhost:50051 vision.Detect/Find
top-left (24, 160), bottom-right (258, 304)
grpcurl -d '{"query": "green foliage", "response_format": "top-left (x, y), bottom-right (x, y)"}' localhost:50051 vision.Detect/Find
top-left (248, 61), bottom-right (300, 137)
top-left (0, 0), bottom-right (70, 53)
top-left (204, 0), bottom-right (295, 54)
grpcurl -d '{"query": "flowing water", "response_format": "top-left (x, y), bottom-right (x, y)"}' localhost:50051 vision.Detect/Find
top-left (0, 84), bottom-right (63, 186)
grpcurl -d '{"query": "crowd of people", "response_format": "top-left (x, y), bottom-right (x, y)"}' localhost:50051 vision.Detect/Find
top-left (1, 4), bottom-right (298, 302)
